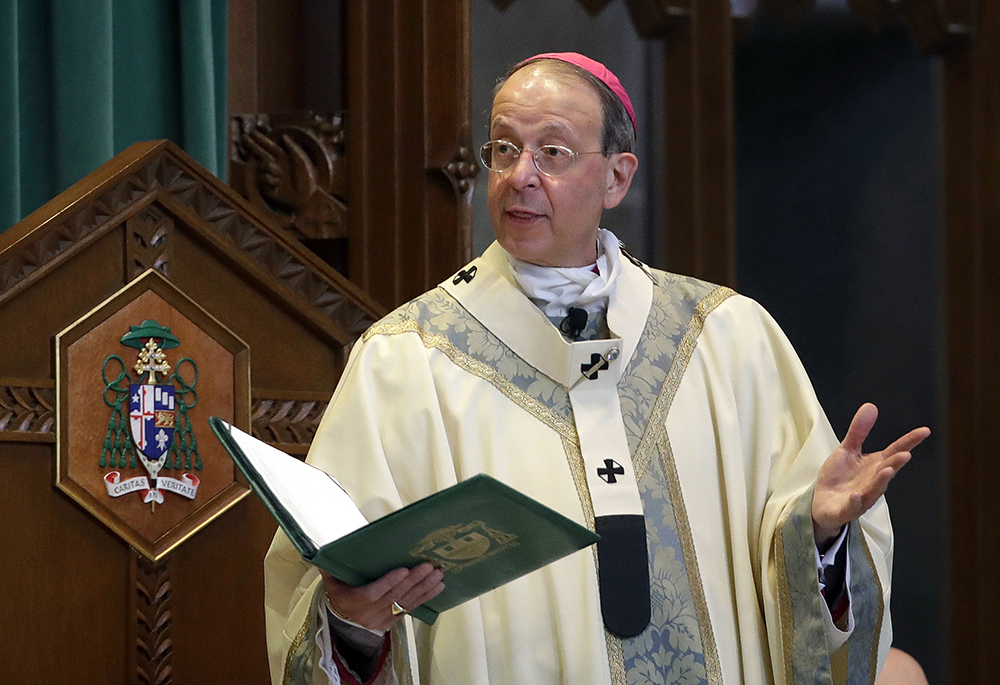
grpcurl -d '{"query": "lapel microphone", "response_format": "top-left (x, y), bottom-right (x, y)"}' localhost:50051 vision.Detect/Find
top-left (561, 307), bottom-right (589, 340)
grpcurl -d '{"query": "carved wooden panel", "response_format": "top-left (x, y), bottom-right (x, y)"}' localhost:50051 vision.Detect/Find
top-left (2, 144), bottom-right (381, 343)
top-left (346, 0), bottom-right (477, 309)
top-left (229, 111), bottom-right (351, 277)
top-left (228, 1), bottom-right (476, 309)
top-left (1, 194), bottom-right (119, 306)
top-left (129, 550), bottom-right (174, 685)
top-left (126, 205), bottom-right (174, 280)
top-left (0, 381), bottom-right (55, 440)
top-left (55, 271), bottom-right (250, 561)
top-left (251, 391), bottom-right (330, 456)
top-left (0, 140), bottom-right (383, 684)
top-left (229, 112), bottom-right (348, 242)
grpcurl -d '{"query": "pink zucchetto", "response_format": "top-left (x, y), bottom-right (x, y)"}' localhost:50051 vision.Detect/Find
top-left (525, 52), bottom-right (636, 135)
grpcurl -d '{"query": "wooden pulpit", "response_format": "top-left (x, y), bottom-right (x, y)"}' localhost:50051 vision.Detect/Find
top-left (0, 140), bottom-right (383, 684)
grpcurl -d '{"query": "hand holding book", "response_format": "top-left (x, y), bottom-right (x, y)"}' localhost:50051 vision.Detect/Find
top-left (210, 417), bottom-right (599, 625)
top-left (322, 563), bottom-right (444, 632)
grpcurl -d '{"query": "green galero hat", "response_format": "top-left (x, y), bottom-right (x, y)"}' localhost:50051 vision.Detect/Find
top-left (119, 319), bottom-right (180, 350)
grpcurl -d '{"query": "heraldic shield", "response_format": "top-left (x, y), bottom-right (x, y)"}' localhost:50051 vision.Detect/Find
top-left (128, 382), bottom-right (176, 480)
top-left (56, 270), bottom-right (250, 560)
top-left (103, 319), bottom-right (200, 507)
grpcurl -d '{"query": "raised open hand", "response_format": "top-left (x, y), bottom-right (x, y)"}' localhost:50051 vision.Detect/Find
top-left (812, 403), bottom-right (930, 547)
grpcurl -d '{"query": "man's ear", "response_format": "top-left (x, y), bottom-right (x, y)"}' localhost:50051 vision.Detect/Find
top-left (603, 152), bottom-right (639, 210)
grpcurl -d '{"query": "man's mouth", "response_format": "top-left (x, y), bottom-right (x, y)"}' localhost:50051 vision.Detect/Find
top-left (505, 208), bottom-right (544, 223)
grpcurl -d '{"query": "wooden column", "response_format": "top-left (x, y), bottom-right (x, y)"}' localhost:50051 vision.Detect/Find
top-left (346, 0), bottom-right (477, 309)
top-left (939, 1), bottom-right (1000, 680)
top-left (627, 0), bottom-right (736, 287)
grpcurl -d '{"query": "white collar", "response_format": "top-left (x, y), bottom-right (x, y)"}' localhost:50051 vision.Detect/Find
top-left (440, 239), bottom-right (652, 388)
top-left (504, 229), bottom-right (624, 317)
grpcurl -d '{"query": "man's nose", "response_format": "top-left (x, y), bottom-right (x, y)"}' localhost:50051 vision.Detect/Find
top-left (505, 150), bottom-right (540, 189)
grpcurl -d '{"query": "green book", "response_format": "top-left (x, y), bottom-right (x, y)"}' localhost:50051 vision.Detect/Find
top-left (210, 417), bottom-right (599, 625)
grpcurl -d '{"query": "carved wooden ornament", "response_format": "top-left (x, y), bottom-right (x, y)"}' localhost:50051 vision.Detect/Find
top-left (229, 112), bottom-right (348, 241)
top-left (55, 270), bottom-right (251, 561)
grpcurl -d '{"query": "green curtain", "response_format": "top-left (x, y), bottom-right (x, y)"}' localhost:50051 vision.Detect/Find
top-left (0, 0), bottom-right (227, 232)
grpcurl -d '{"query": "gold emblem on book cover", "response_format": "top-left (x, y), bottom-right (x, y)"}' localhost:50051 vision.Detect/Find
top-left (411, 521), bottom-right (519, 573)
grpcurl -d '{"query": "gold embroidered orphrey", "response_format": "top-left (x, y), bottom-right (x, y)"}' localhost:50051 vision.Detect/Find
top-left (410, 521), bottom-right (519, 573)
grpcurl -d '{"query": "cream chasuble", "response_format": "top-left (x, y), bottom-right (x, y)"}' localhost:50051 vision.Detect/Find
top-left (264, 242), bottom-right (894, 685)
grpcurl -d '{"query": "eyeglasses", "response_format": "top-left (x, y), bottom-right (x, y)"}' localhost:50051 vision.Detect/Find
top-left (479, 140), bottom-right (604, 178)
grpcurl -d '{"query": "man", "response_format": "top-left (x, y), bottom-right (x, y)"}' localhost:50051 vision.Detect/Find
top-left (265, 53), bottom-right (928, 684)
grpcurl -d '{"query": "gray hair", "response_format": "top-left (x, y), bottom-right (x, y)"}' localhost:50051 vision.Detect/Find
top-left (492, 58), bottom-right (635, 155)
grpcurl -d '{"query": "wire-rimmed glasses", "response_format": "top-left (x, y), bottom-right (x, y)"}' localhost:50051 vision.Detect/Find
top-left (479, 140), bottom-right (604, 178)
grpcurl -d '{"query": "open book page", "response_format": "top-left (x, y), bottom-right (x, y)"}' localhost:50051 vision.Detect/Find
top-left (224, 424), bottom-right (369, 547)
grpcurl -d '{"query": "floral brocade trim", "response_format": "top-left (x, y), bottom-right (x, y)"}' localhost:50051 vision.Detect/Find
top-left (773, 517), bottom-right (797, 685)
top-left (858, 531), bottom-right (885, 683)
top-left (283, 589), bottom-right (326, 685)
top-left (282, 613), bottom-right (312, 685)
top-left (655, 432), bottom-right (724, 684)
top-left (618, 285), bottom-right (731, 685)
top-left (632, 286), bottom-right (735, 480)
top-left (364, 319), bottom-right (578, 444)
top-left (778, 499), bottom-right (887, 685)
top-left (776, 487), bottom-right (834, 685)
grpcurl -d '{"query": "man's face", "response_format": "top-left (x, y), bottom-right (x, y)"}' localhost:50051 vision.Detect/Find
top-left (487, 65), bottom-right (634, 268)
